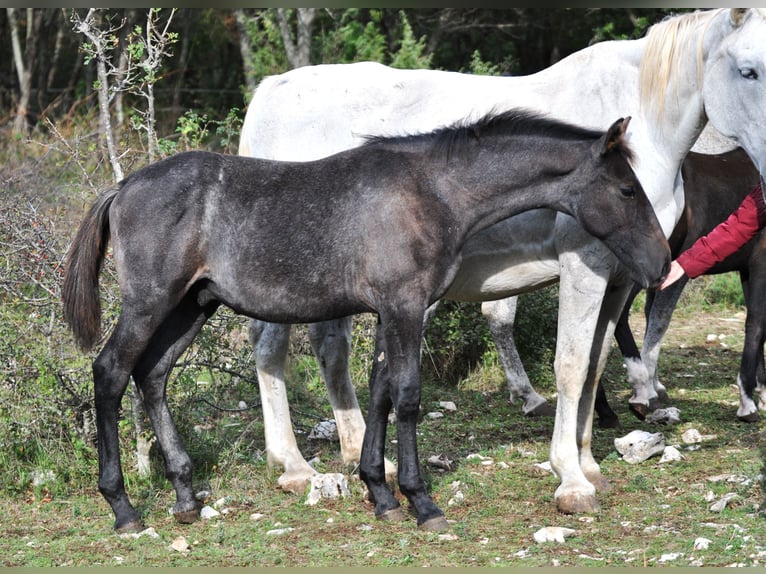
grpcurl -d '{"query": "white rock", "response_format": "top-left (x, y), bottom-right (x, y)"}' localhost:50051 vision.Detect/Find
top-left (304, 473), bottom-right (350, 506)
top-left (31, 469), bottom-right (56, 487)
top-left (533, 526), bottom-right (576, 544)
top-left (659, 552), bottom-right (682, 562)
top-left (447, 491), bottom-right (464, 506)
top-left (200, 505), bottom-right (220, 519)
top-left (681, 428), bottom-right (702, 444)
top-left (120, 527), bottom-right (159, 539)
top-left (614, 430), bottom-right (665, 463)
top-left (438, 401), bottom-right (457, 412)
top-left (647, 407), bottom-right (681, 425)
top-left (438, 533), bottom-right (459, 541)
top-left (426, 411), bottom-right (444, 419)
top-left (659, 445), bottom-right (684, 463)
top-left (169, 536), bottom-right (190, 553)
top-left (428, 454), bottom-right (453, 470)
top-left (213, 497), bottom-right (227, 509)
top-left (533, 461), bottom-right (557, 476)
top-left (308, 419), bottom-right (338, 441)
top-left (466, 453), bottom-right (490, 461)
top-left (266, 527), bottom-right (294, 535)
top-left (694, 537), bottom-right (712, 550)
top-left (710, 492), bottom-right (738, 512)
top-left (250, 512), bottom-right (265, 521)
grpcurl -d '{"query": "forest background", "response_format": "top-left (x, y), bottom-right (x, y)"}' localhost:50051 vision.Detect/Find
top-left (3, 7), bottom-right (723, 509)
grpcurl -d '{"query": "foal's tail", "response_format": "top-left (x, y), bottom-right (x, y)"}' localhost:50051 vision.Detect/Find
top-left (62, 186), bottom-right (119, 350)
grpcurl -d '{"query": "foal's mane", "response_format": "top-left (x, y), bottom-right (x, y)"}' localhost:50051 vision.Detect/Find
top-left (363, 109), bottom-right (627, 163)
top-left (639, 8), bottom-right (766, 121)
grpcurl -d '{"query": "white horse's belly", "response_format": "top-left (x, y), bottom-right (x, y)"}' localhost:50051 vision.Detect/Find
top-left (446, 210), bottom-right (560, 301)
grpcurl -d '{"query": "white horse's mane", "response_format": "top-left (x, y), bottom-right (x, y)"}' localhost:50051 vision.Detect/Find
top-left (639, 8), bottom-right (766, 120)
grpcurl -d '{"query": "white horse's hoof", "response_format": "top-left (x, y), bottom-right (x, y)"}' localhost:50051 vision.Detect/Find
top-left (278, 470), bottom-right (316, 494)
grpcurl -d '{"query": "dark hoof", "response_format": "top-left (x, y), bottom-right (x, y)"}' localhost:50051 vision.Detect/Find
top-left (114, 520), bottom-right (144, 534)
top-left (378, 506), bottom-right (407, 522)
top-left (418, 515), bottom-right (450, 531)
top-left (648, 397), bottom-right (663, 411)
top-left (526, 402), bottom-right (556, 418)
top-left (738, 412), bottom-right (760, 423)
top-left (656, 389), bottom-right (670, 403)
top-left (629, 402), bottom-right (648, 421)
top-left (173, 508), bottom-right (200, 524)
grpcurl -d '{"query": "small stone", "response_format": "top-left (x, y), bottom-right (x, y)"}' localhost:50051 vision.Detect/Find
top-left (250, 512), bottom-right (265, 521)
top-left (170, 536), bottom-right (190, 553)
top-left (659, 445), bottom-right (683, 463)
top-left (438, 533), bottom-right (459, 541)
top-left (308, 419), bottom-right (338, 441)
top-left (694, 537), bottom-right (712, 550)
top-left (266, 527), bottom-right (294, 535)
top-left (614, 430), bottom-right (665, 463)
top-left (427, 411), bottom-right (444, 420)
top-left (447, 491), bottom-right (464, 506)
top-left (647, 407), bottom-right (681, 425)
top-left (533, 526), bottom-right (576, 544)
top-left (200, 505), bottom-right (220, 519)
top-left (427, 454), bottom-right (453, 470)
top-left (659, 552), bottom-right (682, 562)
top-left (305, 473), bottom-right (350, 506)
top-left (681, 428), bottom-right (702, 444)
top-left (439, 401), bottom-right (457, 412)
top-left (710, 492), bottom-right (738, 512)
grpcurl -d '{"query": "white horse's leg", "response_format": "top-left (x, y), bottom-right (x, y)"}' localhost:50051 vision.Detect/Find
top-left (308, 318), bottom-right (397, 481)
top-left (249, 319), bottom-right (316, 493)
top-left (577, 280), bottom-right (633, 489)
top-left (550, 247), bottom-right (612, 514)
top-left (481, 298), bottom-right (555, 416)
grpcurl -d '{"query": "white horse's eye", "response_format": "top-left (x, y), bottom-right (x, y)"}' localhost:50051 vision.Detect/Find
top-left (739, 67), bottom-right (759, 80)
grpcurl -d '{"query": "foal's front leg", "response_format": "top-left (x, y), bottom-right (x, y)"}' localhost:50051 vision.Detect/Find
top-left (359, 324), bottom-right (403, 520)
top-left (361, 311), bottom-right (448, 530)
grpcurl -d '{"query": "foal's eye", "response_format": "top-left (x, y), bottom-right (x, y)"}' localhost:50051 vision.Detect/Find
top-left (619, 185), bottom-right (636, 198)
top-left (740, 67), bottom-right (758, 80)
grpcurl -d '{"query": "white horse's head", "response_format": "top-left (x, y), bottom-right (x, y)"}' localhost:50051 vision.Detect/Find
top-left (702, 9), bottom-right (766, 176)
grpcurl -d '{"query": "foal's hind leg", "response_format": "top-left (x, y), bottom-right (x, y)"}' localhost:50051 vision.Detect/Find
top-left (131, 292), bottom-right (219, 524)
top-left (93, 306), bottom-right (171, 533)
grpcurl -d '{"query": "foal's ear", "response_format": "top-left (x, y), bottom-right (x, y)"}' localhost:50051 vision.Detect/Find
top-left (598, 116), bottom-right (631, 157)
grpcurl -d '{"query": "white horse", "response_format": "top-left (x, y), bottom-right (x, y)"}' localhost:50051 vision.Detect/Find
top-left (239, 9), bottom-right (766, 513)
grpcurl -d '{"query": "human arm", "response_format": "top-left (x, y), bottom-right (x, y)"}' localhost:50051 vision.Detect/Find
top-left (658, 183), bottom-right (765, 290)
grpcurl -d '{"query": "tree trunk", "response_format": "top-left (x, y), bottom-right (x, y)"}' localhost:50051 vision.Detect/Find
top-left (8, 8), bottom-right (43, 133)
top-left (234, 9), bottom-right (258, 98)
top-left (275, 8), bottom-right (316, 69)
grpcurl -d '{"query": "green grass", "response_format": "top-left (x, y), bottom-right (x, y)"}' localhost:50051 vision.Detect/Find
top-left (1, 306), bottom-right (764, 566)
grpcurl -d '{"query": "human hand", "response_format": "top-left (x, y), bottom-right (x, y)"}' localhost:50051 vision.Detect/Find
top-left (658, 260), bottom-right (685, 290)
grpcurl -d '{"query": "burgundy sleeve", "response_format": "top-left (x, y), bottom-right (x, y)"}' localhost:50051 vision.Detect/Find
top-left (677, 183), bottom-right (766, 279)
